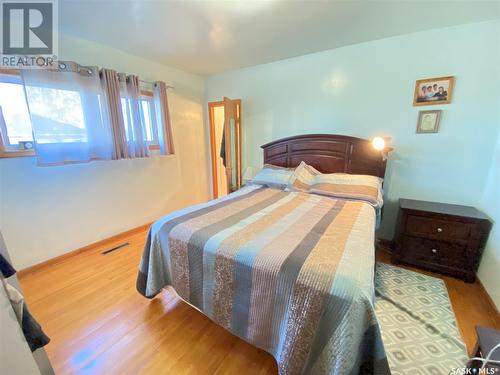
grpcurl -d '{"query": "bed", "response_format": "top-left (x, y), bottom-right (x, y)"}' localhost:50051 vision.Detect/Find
top-left (137, 134), bottom-right (391, 374)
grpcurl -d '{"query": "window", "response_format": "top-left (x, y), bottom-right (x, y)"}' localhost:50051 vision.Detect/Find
top-left (23, 85), bottom-right (87, 144)
top-left (140, 94), bottom-right (159, 147)
top-left (0, 70), bottom-right (91, 156)
top-left (120, 91), bottom-right (159, 149)
top-left (0, 71), bottom-right (160, 158)
top-left (0, 73), bottom-right (34, 154)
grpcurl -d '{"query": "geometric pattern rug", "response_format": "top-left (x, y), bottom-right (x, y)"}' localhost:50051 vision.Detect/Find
top-left (375, 262), bottom-right (469, 375)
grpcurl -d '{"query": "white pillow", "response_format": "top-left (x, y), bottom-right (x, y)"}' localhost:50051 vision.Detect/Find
top-left (249, 164), bottom-right (294, 189)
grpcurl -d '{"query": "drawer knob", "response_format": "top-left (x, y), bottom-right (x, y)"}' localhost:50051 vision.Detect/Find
top-left (437, 227), bottom-right (443, 233)
top-left (431, 248), bottom-right (438, 254)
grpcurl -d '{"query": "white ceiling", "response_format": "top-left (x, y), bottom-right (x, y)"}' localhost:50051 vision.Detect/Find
top-left (59, 1), bottom-right (500, 76)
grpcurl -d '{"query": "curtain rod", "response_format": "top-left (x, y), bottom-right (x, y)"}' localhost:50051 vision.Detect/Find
top-left (63, 61), bottom-right (175, 89)
top-left (139, 79), bottom-right (175, 90)
top-left (0, 66), bottom-right (175, 90)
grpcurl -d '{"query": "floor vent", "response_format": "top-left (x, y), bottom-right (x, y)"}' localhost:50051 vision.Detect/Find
top-left (101, 242), bottom-right (130, 255)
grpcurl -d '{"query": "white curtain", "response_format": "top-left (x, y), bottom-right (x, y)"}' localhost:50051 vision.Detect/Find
top-left (21, 61), bottom-right (113, 166)
top-left (153, 81), bottom-right (175, 155)
top-left (119, 74), bottom-right (149, 158)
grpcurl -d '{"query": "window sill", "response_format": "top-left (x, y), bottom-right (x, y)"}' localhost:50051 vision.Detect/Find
top-left (0, 145), bottom-right (160, 158)
top-left (0, 149), bottom-right (35, 158)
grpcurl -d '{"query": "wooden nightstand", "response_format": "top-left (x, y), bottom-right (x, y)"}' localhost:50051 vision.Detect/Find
top-left (393, 199), bottom-right (492, 282)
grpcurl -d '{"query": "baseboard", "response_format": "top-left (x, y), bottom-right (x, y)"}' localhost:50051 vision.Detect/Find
top-left (17, 222), bottom-right (152, 278)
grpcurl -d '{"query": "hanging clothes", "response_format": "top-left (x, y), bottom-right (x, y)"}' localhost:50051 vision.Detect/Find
top-left (1, 234), bottom-right (50, 352)
top-left (0, 254), bottom-right (16, 278)
top-left (220, 129), bottom-right (226, 167)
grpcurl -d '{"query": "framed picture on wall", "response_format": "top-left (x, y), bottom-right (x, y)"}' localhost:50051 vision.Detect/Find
top-left (416, 110), bottom-right (442, 133)
top-left (413, 76), bottom-right (455, 106)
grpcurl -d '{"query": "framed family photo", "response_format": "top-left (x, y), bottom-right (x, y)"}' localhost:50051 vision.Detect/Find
top-left (413, 76), bottom-right (455, 106)
top-left (416, 110), bottom-right (441, 133)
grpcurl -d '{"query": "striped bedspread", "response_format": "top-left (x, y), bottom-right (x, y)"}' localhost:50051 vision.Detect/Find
top-left (137, 185), bottom-right (389, 374)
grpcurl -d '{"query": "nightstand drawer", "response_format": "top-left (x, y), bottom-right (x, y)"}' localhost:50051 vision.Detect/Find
top-left (405, 214), bottom-right (471, 241)
top-left (401, 236), bottom-right (467, 267)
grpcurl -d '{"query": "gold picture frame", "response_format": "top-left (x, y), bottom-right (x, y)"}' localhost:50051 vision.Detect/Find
top-left (416, 110), bottom-right (441, 134)
top-left (413, 76), bottom-right (455, 106)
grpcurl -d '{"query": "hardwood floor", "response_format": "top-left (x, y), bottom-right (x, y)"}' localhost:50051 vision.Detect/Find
top-left (18, 228), bottom-right (499, 374)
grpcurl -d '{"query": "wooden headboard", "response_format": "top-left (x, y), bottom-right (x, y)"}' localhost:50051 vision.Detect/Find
top-left (261, 134), bottom-right (389, 178)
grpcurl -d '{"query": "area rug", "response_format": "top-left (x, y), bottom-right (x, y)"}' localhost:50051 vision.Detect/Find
top-left (375, 262), bottom-right (469, 375)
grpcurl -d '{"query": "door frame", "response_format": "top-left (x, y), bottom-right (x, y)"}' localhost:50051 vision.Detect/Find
top-left (208, 99), bottom-right (241, 198)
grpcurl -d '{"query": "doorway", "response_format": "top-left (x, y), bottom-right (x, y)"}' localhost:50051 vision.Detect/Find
top-left (208, 98), bottom-right (241, 198)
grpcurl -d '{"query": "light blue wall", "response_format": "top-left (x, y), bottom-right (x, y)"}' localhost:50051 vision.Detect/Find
top-left (206, 21), bottom-right (499, 238)
top-left (478, 112), bottom-right (500, 308)
top-left (478, 22), bottom-right (500, 308)
top-left (206, 21), bottom-right (500, 306)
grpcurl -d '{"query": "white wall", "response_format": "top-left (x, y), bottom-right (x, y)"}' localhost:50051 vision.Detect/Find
top-left (0, 34), bottom-right (211, 269)
top-left (206, 21), bottom-right (500, 306)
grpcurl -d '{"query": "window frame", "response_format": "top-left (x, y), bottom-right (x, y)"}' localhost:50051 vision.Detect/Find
top-left (0, 68), bottom-right (35, 158)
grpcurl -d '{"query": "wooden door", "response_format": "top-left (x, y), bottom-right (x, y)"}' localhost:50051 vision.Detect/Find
top-left (208, 99), bottom-right (241, 198)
